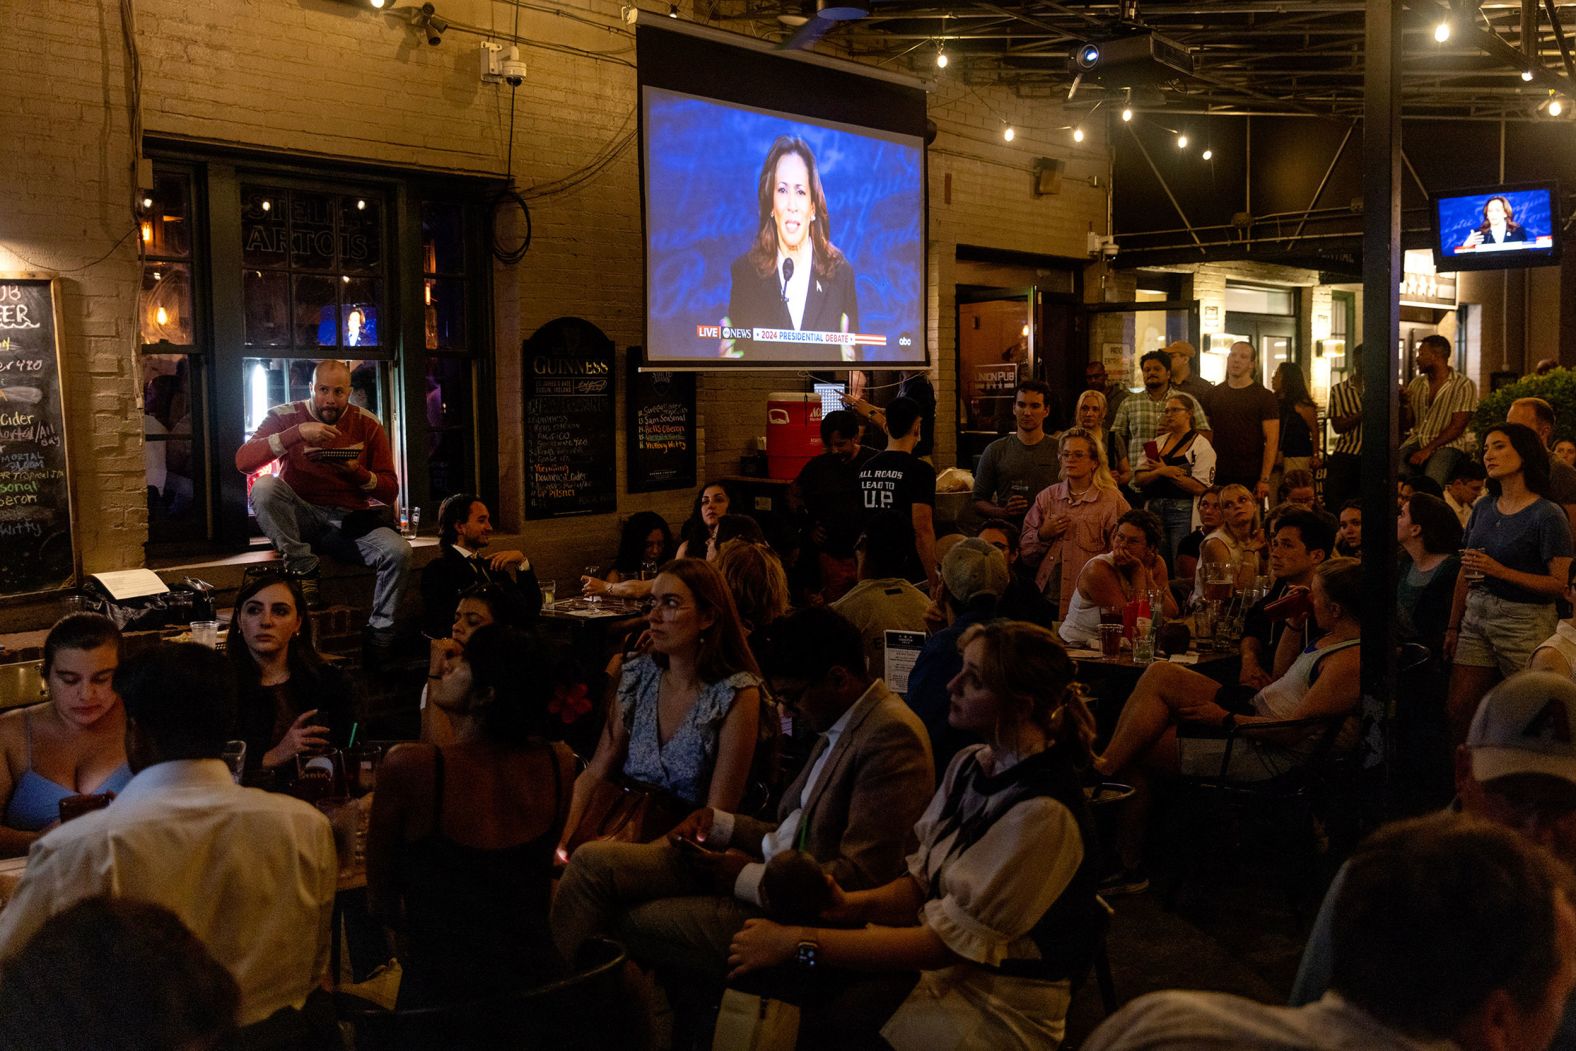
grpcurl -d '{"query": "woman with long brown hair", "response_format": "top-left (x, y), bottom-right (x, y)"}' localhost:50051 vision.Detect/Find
top-left (722, 136), bottom-right (859, 360)
top-left (560, 558), bottom-right (763, 852)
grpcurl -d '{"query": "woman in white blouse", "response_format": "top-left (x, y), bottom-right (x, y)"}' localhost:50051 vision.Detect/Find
top-left (727, 620), bottom-right (1101, 1050)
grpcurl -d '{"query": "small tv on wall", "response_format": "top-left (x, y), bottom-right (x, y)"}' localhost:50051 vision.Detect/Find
top-left (637, 24), bottom-right (928, 371)
top-left (1432, 181), bottom-right (1562, 272)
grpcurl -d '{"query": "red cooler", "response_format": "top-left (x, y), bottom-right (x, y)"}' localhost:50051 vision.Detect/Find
top-left (766, 393), bottom-right (823, 480)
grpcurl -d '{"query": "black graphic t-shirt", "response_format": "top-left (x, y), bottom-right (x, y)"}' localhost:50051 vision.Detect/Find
top-left (858, 450), bottom-right (936, 580)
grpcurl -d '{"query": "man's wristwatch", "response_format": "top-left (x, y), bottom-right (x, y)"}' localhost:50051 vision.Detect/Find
top-left (794, 935), bottom-right (820, 970)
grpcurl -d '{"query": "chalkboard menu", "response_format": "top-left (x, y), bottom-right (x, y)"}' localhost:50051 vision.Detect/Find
top-left (627, 353), bottom-right (696, 494)
top-left (523, 317), bottom-right (616, 519)
top-left (0, 277), bottom-right (76, 598)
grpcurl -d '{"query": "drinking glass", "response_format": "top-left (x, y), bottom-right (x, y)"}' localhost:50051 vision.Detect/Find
top-left (347, 744), bottom-right (382, 797)
top-left (190, 620), bottom-right (221, 649)
top-left (293, 749), bottom-right (343, 804)
top-left (541, 579), bottom-right (557, 605)
top-left (403, 506), bottom-right (422, 539)
top-left (640, 560), bottom-right (659, 581)
top-left (584, 565), bottom-right (602, 603)
top-left (1098, 623), bottom-right (1124, 659)
top-left (1464, 547), bottom-right (1486, 584)
top-left (221, 740), bottom-right (247, 785)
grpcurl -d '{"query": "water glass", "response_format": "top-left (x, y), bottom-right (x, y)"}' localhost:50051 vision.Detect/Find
top-left (190, 620), bottom-right (221, 649)
top-left (1132, 630), bottom-right (1156, 665)
top-left (404, 506), bottom-right (422, 539)
top-left (584, 565), bottom-right (602, 603)
top-left (1464, 547), bottom-right (1485, 584)
top-left (221, 740), bottom-right (247, 785)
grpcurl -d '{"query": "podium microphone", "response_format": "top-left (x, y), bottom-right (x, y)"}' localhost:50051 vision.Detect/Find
top-left (780, 257), bottom-right (794, 305)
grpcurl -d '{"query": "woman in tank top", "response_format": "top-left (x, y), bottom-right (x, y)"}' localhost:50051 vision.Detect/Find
top-left (0, 614), bottom-right (130, 857)
top-left (367, 624), bottom-right (576, 1009)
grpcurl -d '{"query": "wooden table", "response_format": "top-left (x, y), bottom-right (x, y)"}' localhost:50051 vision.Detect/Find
top-left (1067, 646), bottom-right (1243, 737)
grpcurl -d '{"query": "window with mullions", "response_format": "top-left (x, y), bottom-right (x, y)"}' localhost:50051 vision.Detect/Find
top-left (420, 200), bottom-right (474, 503)
top-left (139, 166), bottom-right (208, 544)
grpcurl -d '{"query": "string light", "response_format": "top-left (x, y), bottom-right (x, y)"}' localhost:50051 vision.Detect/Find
top-left (1176, 132), bottom-right (1189, 149)
top-left (1433, 19), bottom-right (1451, 43)
top-left (1523, 69), bottom-right (1536, 81)
top-left (1202, 147), bottom-right (1213, 160)
top-left (1121, 106), bottom-right (1133, 122)
top-left (936, 46), bottom-right (948, 68)
top-left (1551, 98), bottom-right (1565, 117)
top-left (1003, 124), bottom-right (1016, 142)
top-left (1073, 126), bottom-right (1085, 143)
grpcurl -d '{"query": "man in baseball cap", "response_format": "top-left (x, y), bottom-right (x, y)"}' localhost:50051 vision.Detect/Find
top-left (1292, 670), bottom-right (1576, 1044)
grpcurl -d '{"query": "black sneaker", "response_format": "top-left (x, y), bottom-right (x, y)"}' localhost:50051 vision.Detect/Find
top-left (1098, 867), bottom-right (1150, 897)
top-left (292, 571), bottom-right (324, 611)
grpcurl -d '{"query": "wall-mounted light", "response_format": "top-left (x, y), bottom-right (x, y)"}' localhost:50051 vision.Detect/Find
top-left (1003, 124), bottom-right (1016, 142)
top-left (668, 2), bottom-right (679, 17)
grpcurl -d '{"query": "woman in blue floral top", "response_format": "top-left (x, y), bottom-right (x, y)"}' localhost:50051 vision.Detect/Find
top-left (562, 558), bottom-right (763, 849)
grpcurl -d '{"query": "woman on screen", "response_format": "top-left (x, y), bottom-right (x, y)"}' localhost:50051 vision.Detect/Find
top-left (722, 135), bottom-right (859, 362)
top-left (1464, 195), bottom-right (1528, 247)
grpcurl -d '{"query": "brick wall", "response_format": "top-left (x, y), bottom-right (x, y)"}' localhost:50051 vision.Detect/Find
top-left (4, 1), bottom-right (1110, 591)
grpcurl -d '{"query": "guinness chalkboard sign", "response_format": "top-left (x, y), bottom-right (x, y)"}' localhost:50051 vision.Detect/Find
top-left (523, 317), bottom-right (616, 519)
top-left (627, 354), bottom-right (696, 494)
top-left (0, 277), bottom-right (77, 598)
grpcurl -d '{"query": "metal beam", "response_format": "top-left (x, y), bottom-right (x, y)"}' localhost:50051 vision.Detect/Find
top-left (1286, 120), bottom-right (1357, 246)
top-left (1124, 125), bottom-right (1206, 251)
top-left (1361, 0), bottom-right (1402, 789)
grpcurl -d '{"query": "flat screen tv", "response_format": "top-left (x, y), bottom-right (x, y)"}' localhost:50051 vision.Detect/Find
top-left (637, 24), bottom-right (928, 370)
top-left (1432, 181), bottom-right (1561, 272)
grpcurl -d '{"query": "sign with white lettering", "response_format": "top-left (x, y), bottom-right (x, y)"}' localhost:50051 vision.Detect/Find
top-left (627, 353), bottom-right (696, 493)
top-left (523, 317), bottom-right (616, 519)
top-left (0, 276), bottom-right (77, 598)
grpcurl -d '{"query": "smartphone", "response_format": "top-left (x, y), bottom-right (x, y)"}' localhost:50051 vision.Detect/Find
top-left (1264, 587), bottom-right (1313, 621)
top-left (1143, 440), bottom-right (1161, 461)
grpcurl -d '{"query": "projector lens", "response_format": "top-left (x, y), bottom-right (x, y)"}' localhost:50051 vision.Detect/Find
top-left (1081, 44), bottom-right (1100, 66)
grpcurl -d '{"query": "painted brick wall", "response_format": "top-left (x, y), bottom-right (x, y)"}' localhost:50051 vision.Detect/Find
top-left (4, 0), bottom-right (1110, 588)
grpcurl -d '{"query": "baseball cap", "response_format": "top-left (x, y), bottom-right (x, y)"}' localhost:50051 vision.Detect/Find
top-left (941, 537), bottom-right (1009, 606)
top-left (1467, 671), bottom-right (1576, 786)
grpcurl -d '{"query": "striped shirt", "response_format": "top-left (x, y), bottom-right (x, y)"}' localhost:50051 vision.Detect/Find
top-left (1327, 378), bottom-right (1362, 456)
top-left (1405, 370), bottom-right (1477, 453)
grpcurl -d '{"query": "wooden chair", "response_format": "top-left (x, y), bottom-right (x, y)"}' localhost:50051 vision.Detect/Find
top-left (340, 937), bottom-right (627, 1051)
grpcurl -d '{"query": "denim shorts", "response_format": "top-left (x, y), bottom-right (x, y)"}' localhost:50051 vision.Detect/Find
top-left (1454, 589), bottom-right (1559, 676)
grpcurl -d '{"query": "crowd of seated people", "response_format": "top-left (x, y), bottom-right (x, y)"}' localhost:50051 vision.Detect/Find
top-left (20, 356), bottom-right (1576, 1051)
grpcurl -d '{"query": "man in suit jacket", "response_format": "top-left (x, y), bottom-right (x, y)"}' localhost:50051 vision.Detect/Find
top-left (420, 492), bottom-right (542, 639)
top-left (551, 606), bottom-right (933, 981)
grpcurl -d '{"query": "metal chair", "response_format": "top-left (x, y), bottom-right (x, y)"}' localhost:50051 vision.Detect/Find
top-left (341, 937), bottom-right (627, 1051)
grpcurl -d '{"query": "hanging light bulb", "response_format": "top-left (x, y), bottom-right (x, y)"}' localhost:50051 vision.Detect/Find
top-left (1434, 19), bottom-right (1451, 43)
top-left (936, 46), bottom-right (948, 68)
top-left (1073, 126), bottom-right (1085, 143)
top-left (1551, 97), bottom-right (1565, 116)
top-left (1121, 106), bottom-right (1133, 122)
top-left (1523, 69), bottom-right (1536, 81)
top-left (1177, 132), bottom-right (1189, 149)
top-left (1003, 125), bottom-right (1016, 142)
top-left (1202, 147), bottom-right (1214, 160)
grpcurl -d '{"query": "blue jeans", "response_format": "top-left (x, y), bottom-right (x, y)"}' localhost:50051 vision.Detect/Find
top-left (249, 474), bottom-right (411, 634)
top-left (1147, 496), bottom-right (1194, 568)
top-left (1399, 440), bottom-right (1464, 489)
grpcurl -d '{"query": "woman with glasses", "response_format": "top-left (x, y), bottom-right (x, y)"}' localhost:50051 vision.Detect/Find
top-left (227, 572), bottom-right (354, 786)
top-left (560, 558), bottom-right (764, 854)
top-left (1058, 509), bottom-right (1179, 649)
top-left (1134, 393), bottom-right (1216, 566)
top-left (1020, 428), bottom-right (1130, 619)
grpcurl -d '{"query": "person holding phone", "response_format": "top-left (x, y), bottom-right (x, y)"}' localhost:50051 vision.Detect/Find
top-left (1133, 393), bottom-right (1215, 566)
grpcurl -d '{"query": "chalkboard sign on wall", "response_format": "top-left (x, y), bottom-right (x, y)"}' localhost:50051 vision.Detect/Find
top-left (523, 317), bottom-right (616, 519)
top-left (627, 353), bottom-right (696, 494)
top-left (0, 276), bottom-right (77, 598)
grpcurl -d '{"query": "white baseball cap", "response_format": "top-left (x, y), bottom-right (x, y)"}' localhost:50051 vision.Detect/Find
top-left (1467, 671), bottom-right (1576, 786)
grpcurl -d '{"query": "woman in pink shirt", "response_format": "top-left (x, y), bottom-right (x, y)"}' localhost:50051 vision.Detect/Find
top-left (1020, 428), bottom-right (1131, 617)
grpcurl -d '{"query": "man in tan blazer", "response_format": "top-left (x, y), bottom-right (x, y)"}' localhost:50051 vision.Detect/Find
top-left (551, 606), bottom-right (934, 982)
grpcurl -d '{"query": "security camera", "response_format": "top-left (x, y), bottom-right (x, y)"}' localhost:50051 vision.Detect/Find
top-left (501, 45), bottom-right (526, 86)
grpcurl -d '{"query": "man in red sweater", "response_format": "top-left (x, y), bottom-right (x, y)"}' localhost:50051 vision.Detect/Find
top-left (235, 360), bottom-right (410, 659)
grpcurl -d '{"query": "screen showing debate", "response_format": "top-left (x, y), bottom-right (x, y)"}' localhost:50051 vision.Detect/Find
top-left (638, 27), bottom-right (927, 370)
top-left (1433, 183), bottom-right (1561, 271)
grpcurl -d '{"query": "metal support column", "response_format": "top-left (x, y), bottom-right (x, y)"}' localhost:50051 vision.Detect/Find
top-left (1362, 0), bottom-right (1402, 782)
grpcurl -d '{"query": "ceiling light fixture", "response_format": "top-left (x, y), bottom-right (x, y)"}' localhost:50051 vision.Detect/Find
top-left (668, 2), bottom-right (679, 17)
top-left (1434, 19), bottom-right (1451, 43)
top-left (370, 0), bottom-right (385, 8)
